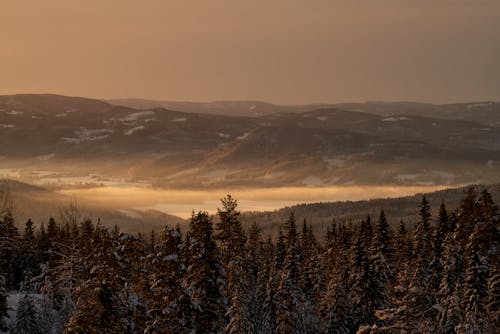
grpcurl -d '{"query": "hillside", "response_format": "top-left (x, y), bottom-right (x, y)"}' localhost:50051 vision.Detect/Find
top-left (240, 183), bottom-right (500, 236)
top-left (0, 179), bottom-right (184, 234)
top-left (1, 94), bottom-right (499, 188)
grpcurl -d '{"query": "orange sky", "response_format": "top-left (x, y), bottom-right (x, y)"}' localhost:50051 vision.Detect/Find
top-left (1, 0), bottom-right (499, 104)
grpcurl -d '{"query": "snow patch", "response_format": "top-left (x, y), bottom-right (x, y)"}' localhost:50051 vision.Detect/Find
top-left (171, 117), bottom-right (187, 122)
top-left (0, 124), bottom-right (14, 128)
top-left (217, 132), bottom-right (231, 139)
top-left (62, 128), bottom-right (113, 144)
top-left (467, 102), bottom-right (493, 109)
top-left (382, 116), bottom-right (411, 122)
top-left (316, 116), bottom-right (328, 121)
top-left (236, 132), bottom-right (249, 140)
top-left (125, 126), bottom-right (145, 136)
top-left (6, 110), bottom-right (23, 115)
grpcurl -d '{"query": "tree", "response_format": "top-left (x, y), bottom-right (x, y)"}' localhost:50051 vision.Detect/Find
top-left (185, 211), bottom-right (227, 334)
top-left (431, 202), bottom-right (449, 291)
top-left (13, 294), bottom-right (40, 334)
top-left (460, 228), bottom-right (489, 333)
top-left (0, 274), bottom-right (8, 332)
top-left (146, 226), bottom-right (193, 334)
top-left (438, 233), bottom-right (465, 334)
top-left (275, 212), bottom-right (306, 334)
top-left (64, 225), bottom-right (128, 333)
top-left (408, 195), bottom-right (434, 313)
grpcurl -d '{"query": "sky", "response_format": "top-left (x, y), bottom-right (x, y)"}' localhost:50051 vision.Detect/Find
top-left (1, 0), bottom-right (499, 104)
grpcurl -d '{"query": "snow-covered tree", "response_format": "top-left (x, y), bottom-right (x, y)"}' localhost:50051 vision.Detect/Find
top-left (275, 212), bottom-right (306, 334)
top-left (185, 211), bottom-right (227, 334)
top-left (146, 226), bottom-right (193, 334)
top-left (13, 294), bottom-right (40, 334)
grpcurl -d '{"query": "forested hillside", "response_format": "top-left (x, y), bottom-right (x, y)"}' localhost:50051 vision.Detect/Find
top-left (0, 186), bottom-right (497, 333)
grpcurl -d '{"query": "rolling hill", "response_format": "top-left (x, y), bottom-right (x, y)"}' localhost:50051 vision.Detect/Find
top-left (1, 94), bottom-right (499, 188)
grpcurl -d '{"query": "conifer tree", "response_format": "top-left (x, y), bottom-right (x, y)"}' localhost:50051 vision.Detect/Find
top-left (460, 228), bottom-right (489, 333)
top-left (146, 226), bottom-right (193, 334)
top-left (431, 202), bottom-right (449, 291)
top-left (0, 274), bottom-right (8, 332)
top-left (374, 209), bottom-right (395, 282)
top-left (438, 232), bottom-right (465, 334)
top-left (64, 225), bottom-right (128, 334)
top-left (408, 195), bottom-right (434, 313)
top-left (247, 222), bottom-right (265, 330)
top-left (275, 212), bottom-right (306, 334)
top-left (214, 195), bottom-right (253, 334)
top-left (13, 294), bottom-right (40, 334)
top-left (185, 211), bottom-right (227, 334)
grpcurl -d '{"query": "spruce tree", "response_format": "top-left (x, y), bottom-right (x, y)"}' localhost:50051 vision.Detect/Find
top-left (184, 211), bottom-right (227, 334)
top-left (0, 274), bottom-right (8, 332)
top-left (460, 228), bottom-right (489, 333)
top-left (13, 294), bottom-right (40, 334)
top-left (431, 202), bottom-right (449, 292)
top-left (146, 226), bottom-right (193, 334)
top-left (275, 212), bottom-right (306, 334)
top-left (408, 195), bottom-right (434, 313)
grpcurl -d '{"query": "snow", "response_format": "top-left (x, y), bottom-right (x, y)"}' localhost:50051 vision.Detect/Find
top-left (120, 111), bottom-right (156, 123)
top-left (0, 124), bottom-right (14, 128)
top-left (125, 126), bottom-right (145, 136)
top-left (6, 293), bottom-right (42, 328)
top-left (62, 128), bottom-right (113, 143)
top-left (316, 116), bottom-right (328, 121)
top-left (236, 132), bottom-right (249, 140)
top-left (171, 117), bottom-right (187, 122)
top-left (467, 102), bottom-right (493, 109)
top-left (6, 110), bottom-right (23, 115)
top-left (164, 254), bottom-right (179, 262)
top-left (217, 132), bottom-right (231, 139)
top-left (35, 153), bottom-right (56, 161)
top-left (382, 116), bottom-right (411, 122)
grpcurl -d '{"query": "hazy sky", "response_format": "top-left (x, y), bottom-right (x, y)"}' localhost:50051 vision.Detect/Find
top-left (1, 1), bottom-right (499, 104)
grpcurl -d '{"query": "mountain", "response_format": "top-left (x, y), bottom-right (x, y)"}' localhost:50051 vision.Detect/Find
top-left (1, 94), bottom-right (500, 188)
top-left (108, 98), bottom-right (327, 117)
top-left (109, 98), bottom-right (500, 126)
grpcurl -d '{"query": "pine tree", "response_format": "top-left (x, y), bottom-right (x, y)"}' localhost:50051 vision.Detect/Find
top-left (214, 195), bottom-right (253, 334)
top-left (431, 202), bottom-right (449, 292)
top-left (146, 226), bottom-right (193, 334)
top-left (460, 228), bottom-right (489, 333)
top-left (0, 274), bottom-right (8, 332)
top-left (438, 233), bottom-right (465, 334)
top-left (374, 209), bottom-right (395, 282)
top-left (13, 294), bottom-right (40, 334)
top-left (64, 225), bottom-right (128, 334)
top-left (185, 211), bottom-right (227, 334)
top-left (247, 222), bottom-right (265, 331)
top-left (408, 195), bottom-right (434, 312)
top-left (275, 212), bottom-right (305, 334)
